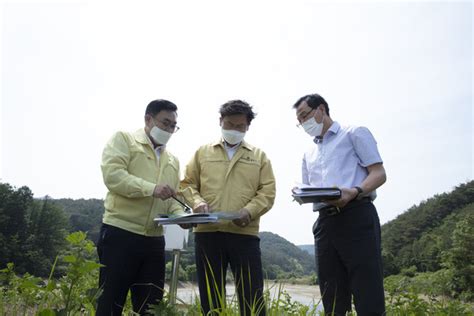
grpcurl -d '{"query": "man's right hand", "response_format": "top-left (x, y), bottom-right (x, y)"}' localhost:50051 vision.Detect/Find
top-left (153, 185), bottom-right (176, 200)
top-left (193, 202), bottom-right (210, 213)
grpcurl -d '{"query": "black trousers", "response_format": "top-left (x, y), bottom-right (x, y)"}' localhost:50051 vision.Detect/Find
top-left (96, 224), bottom-right (166, 316)
top-left (195, 232), bottom-right (266, 316)
top-left (313, 201), bottom-right (385, 316)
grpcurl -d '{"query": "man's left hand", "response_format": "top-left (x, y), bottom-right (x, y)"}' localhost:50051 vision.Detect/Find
top-left (325, 187), bottom-right (358, 208)
top-left (232, 208), bottom-right (251, 228)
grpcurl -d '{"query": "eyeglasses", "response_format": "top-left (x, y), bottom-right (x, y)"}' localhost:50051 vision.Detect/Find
top-left (222, 121), bottom-right (248, 133)
top-left (296, 109), bottom-right (315, 128)
top-left (154, 119), bottom-right (180, 133)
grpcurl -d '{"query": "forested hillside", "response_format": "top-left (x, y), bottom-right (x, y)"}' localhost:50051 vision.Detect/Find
top-left (260, 232), bottom-right (315, 279)
top-left (381, 181), bottom-right (474, 299)
top-left (381, 181), bottom-right (473, 275)
top-left (298, 244), bottom-right (315, 256)
top-left (52, 198), bottom-right (104, 243)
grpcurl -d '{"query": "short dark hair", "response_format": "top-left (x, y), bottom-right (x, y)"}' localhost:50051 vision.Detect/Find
top-left (145, 99), bottom-right (178, 117)
top-left (293, 94), bottom-right (330, 116)
top-left (219, 100), bottom-right (256, 124)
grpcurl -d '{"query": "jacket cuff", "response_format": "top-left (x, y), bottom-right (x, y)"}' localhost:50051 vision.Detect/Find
top-left (143, 182), bottom-right (156, 197)
top-left (170, 207), bottom-right (187, 216)
top-left (192, 198), bottom-right (206, 210)
top-left (244, 204), bottom-right (259, 219)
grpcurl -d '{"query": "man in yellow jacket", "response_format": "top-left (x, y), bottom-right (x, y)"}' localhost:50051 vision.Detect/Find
top-left (97, 99), bottom-right (186, 315)
top-left (181, 100), bottom-right (276, 316)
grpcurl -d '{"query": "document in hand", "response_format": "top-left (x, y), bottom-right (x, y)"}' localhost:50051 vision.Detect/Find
top-left (154, 213), bottom-right (218, 225)
top-left (292, 186), bottom-right (342, 204)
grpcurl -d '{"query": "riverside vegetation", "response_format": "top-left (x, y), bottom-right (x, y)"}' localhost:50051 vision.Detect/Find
top-left (0, 181), bottom-right (473, 315)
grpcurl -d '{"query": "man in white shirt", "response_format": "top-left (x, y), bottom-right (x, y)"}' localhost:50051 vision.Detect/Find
top-left (293, 93), bottom-right (387, 316)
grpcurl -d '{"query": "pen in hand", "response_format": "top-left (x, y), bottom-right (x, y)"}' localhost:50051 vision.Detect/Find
top-left (171, 196), bottom-right (192, 213)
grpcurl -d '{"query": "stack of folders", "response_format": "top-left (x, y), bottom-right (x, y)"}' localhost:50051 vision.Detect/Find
top-left (292, 186), bottom-right (342, 205)
top-left (154, 213), bottom-right (218, 225)
top-left (154, 212), bottom-right (241, 226)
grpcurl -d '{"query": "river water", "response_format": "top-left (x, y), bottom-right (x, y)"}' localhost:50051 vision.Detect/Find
top-left (172, 281), bottom-right (323, 310)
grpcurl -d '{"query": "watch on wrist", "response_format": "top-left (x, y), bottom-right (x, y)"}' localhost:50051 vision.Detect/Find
top-left (354, 186), bottom-right (363, 199)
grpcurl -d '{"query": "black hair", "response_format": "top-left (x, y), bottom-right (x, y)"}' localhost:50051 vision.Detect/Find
top-left (219, 100), bottom-right (256, 124)
top-left (145, 99), bottom-right (178, 117)
top-left (293, 93), bottom-right (330, 116)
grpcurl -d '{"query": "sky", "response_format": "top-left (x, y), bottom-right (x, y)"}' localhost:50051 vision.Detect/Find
top-left (1, 0), bottom-right (472, 245)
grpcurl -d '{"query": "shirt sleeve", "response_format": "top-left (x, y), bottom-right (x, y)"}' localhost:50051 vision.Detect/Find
top-left (180, 149), bottom-right (207, 209)
top-left (101, 132), bottom-right (156, 198)
top-left (350, 126), bottom-right (383, 167)
top-left (244, 153), bottom-right (276, 219)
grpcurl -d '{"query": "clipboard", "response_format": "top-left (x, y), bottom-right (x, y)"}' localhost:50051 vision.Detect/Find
top-left (154, 211), bottom-right (242, 226)
top-left (292, 187), bottom-right (342, 204)
top-left (154, 213), bottom-right (218, 225)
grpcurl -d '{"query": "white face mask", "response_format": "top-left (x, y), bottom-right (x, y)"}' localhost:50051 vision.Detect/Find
top-left (150, 126), bottom-right (172, 145)
top-left (302, 117), bottom-right (324, 137)
top-left (222, 128), bottom-right (245, 145)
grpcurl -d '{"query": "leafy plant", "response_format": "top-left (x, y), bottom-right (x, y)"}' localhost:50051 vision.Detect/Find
top-left (0, 231), bottom-right (102, 315)
top-left (47, 231), bottom-right (102, 314)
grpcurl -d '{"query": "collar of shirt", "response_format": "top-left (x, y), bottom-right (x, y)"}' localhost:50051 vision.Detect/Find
top-left (153, 145), bottom-right (164, 159)
top-left (136, 129), bottom-right (165, 158)
top-left (223, 140), bottom-right (241, 160)
top-left (146, 134), bottom-right (165, 153)
top-left (313, 121), bottom-right (341, 144)
top-left (211, 138), bottom-right (255, 151)
top-left (146, 136), bottom-right (165, 154)
top-left (223, 141), bottom-right (240, 149)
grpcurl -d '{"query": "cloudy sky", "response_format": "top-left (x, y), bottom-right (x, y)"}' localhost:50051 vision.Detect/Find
top-left (1, 0), bottom-right (472, 245)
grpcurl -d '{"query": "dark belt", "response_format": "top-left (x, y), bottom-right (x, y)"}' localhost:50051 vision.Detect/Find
top-left (318, 197), bottom-right (372, 217)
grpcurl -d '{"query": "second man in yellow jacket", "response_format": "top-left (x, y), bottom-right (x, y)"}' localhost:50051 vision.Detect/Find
top-left (181, 100), bottom-right (276, 316)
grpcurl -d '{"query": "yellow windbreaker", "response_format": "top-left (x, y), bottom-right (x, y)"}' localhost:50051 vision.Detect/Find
top-left (101, 129), bottom-right (185, 236)
top-left (180, 140), bottom-right (276, 236)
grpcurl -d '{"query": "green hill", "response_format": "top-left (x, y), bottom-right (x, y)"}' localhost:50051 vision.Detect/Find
top-left (298, 244), bottom-right (315, 256)
top-left (260, 232), bottom-right (315, 279)
top-left (381, 181), bottom-right (474, 276)
top-left (381, 181), bottom-right (474, 299)
top-left (51, 198), bottom-right (104, 243)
